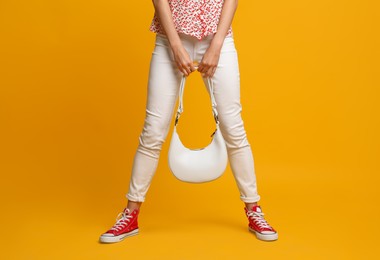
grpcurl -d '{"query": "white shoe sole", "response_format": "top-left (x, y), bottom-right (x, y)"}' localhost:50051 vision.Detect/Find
top-left (249, 227), bottom-right (278, 241)
top-left (99, 228), bottom-right (139, 243)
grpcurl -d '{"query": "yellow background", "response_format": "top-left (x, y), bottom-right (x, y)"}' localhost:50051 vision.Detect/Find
top-left (1, 0), bottom-right (379, 259)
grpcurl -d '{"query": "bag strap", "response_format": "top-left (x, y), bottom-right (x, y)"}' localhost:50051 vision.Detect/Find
top-left (174, 72), bottom-right (219, 126)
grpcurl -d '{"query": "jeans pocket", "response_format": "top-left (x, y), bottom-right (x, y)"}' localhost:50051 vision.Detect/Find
top-left (221, 37), bottom-right (236, 53)
top-left (156, 33), bottom-right (169, 44)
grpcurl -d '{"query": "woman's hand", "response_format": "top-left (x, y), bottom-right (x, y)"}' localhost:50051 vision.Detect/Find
top-left (198, 0), bottom-right (238, 78)
top-left (172, 44), bottom-right (196, 77)
top-left (152, 0), bottom-right (195, 76)
top-left (197, 40), bottom-right (223, 78)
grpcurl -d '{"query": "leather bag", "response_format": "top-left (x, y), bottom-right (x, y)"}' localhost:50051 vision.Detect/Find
top-left (168, 73), bottom-right (228, 183)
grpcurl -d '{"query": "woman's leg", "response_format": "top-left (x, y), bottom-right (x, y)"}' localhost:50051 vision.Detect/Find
top-left (125, 34), bottom-right (183, 206)
top-left (195, 35), bottom-right (261, 204)
top-left (197, 35), bottom-right (278, 241)
top-left (100, 33), bottom-right (185, 243)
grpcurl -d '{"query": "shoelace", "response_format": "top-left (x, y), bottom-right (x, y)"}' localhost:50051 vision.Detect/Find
top-left (247, 211), bottom-right (272, 230)
top-left (110, 211), bottom-right (133, 231)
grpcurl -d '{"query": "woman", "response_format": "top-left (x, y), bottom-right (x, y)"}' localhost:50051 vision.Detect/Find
top-left (99, 0), bottom-right (278, 243)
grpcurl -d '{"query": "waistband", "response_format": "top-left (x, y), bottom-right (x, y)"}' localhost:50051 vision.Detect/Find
top-left (156, 32), bottom-right (233, 42)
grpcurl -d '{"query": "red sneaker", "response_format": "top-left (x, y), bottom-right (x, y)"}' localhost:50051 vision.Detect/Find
top-left (99, 208), bottom-right (139, 243)
top-left (244, 205), bottom-right (278, 241)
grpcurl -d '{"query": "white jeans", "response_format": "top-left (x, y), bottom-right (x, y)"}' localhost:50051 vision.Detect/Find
top-left (126, 32), bottom-right (261, 203)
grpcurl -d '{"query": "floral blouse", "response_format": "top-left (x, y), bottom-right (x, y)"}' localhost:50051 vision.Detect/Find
top-left (149, 0), bottom-right (233, 40)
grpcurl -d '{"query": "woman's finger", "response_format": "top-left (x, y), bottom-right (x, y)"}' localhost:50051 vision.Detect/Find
top-left (182, 63), bottom-right (191, 76)
top-left (210, 66), bottom-right (217, 77)
top-left (176, 62), bottom-right (186, 76)
top-left (197, 64), bottom-right (204, 73)
top-left (205, 66), bottom-right (215, 78)
top-left (189, 63), bottom-right (196, 73)
top-left (198, 62), bottom-right (208, 73)
top-left (180, 65), bottom-right (189, 76)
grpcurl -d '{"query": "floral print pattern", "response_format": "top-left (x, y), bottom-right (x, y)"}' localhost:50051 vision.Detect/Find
top-left (149, 0), bottom-right (233, 40)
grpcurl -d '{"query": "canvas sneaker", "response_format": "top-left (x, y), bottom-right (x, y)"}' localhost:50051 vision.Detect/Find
top-left (99, 208), bottom-right (139, 243)
top-left (245, 205), bottom-right (278, 241)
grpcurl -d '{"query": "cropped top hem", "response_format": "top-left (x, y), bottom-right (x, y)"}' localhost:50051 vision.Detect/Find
top-left (149, 27), bottom-right (233, 41)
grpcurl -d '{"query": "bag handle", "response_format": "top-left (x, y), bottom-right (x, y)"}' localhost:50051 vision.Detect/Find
top-left (174, 70), bottom-right (219, 127)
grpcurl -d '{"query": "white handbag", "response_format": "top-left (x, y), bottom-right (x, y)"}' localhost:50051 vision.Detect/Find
top-left (168, 73), bottom-right (228, 183)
